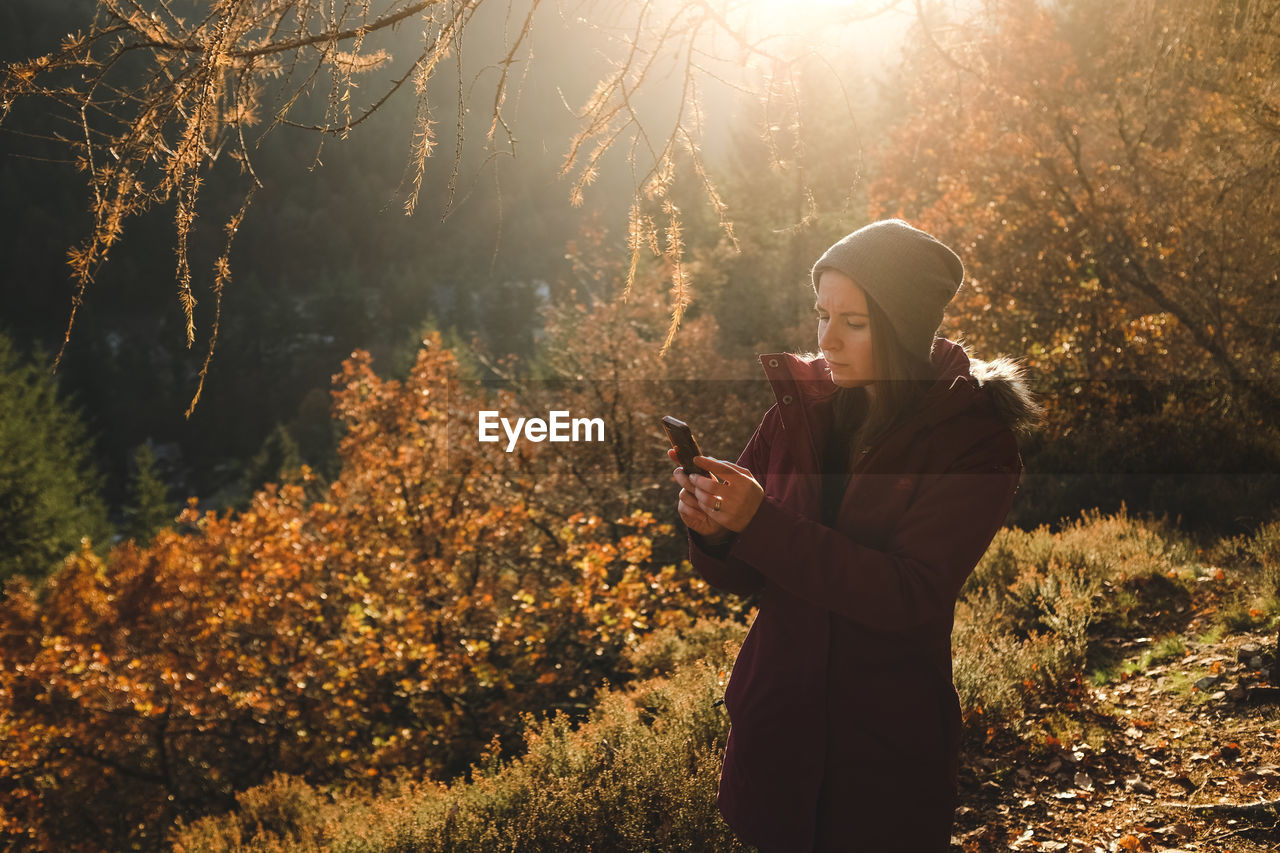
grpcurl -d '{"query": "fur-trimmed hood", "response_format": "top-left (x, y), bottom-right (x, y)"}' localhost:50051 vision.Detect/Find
top-left (967, 354), bottom-right (1045, 436)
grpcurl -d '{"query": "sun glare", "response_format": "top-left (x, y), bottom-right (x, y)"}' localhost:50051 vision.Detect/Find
top-left (733, 0), bottom-right (887, 37)
top-left (710, 0), bottom-right (913, 66)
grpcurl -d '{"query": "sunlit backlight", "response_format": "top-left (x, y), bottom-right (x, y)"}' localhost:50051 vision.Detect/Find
top-left (728, 0), bottom-right (891, 41)
top-left (685, 0), bottom-right (915, 71)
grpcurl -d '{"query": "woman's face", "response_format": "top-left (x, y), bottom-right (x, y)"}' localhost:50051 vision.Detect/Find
top-left (815, 269), bottom-right (875, 389)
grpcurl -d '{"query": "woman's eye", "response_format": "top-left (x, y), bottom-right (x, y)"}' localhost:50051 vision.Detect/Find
top-left (846, 321), bottom-right (866, 330)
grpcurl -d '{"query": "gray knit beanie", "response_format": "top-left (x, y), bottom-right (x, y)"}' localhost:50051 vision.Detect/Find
top-left (810, 219), bottom-right (964, 364)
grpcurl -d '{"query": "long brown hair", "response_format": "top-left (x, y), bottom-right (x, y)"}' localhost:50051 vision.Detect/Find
top-left (829, 293), bottom-right (938, 469)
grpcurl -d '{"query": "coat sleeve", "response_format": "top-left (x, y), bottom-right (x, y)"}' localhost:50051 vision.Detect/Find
top-left (685, 406), bottom-right (781, 597)
top-left (727, 428), bottom-right (1021, 630)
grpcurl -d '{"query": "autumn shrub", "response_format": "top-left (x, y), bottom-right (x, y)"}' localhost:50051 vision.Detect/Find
top-left (0, 324), bottom-right (751, 852)
top-left (1210, 517), bottom-right (1280, 589)
top-left (520, 258), bottom-right (767, 570)
top-left (953, 556), bottom-right (1097, 721)
top-left (168, 618), bottom-right (748, 853)
top-left (622, 611), bottom-right (751, 679)
top-left (1206, 516), bottom-right (1280, 632)
top-left (953, 507), bottom-right (1202, 721)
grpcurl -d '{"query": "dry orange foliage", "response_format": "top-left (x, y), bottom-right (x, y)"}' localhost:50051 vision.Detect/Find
top-left (871, 0), bottom-right (1280, 421)
top-left (0, 326), bottom-right (746, 851)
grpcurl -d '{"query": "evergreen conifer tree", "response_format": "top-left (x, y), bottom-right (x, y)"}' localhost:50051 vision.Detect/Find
top-left (242, 423), bottom-right (305, 497)
top-left (122, 443), bottom-right (175, 544)
top-left (0, 333), bottom-right (110, 582)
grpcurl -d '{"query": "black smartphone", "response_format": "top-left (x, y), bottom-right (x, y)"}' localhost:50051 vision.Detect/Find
top-left (662, 415), bottom-right (712, 479)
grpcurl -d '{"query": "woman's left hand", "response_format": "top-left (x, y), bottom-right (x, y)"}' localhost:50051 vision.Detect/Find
top-left (684, 455), bottom-right (765, 533)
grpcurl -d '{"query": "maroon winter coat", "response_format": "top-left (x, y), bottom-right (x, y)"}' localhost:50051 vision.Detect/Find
top-left (689, 338), bottom-right (1039, 852)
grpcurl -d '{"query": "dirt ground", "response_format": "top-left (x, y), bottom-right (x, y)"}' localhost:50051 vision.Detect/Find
top-left (952, 624), bottom-right (1280, 853)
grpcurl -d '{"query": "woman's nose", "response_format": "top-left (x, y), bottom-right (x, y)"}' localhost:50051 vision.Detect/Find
top-left (819, 324), bottom-right (838, 351)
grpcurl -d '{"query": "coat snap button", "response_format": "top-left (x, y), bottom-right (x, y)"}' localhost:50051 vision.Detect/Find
top-left (782, 394), bottom-right (793, 405)
top-left (768, 358), bottom-right (779, 368)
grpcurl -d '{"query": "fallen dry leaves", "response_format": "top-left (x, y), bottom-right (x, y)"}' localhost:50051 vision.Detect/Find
top-left (952, 623), bottom-right (1280, 852)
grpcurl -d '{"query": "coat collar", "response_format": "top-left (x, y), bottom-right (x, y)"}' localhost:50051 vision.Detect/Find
top-left (757, 337), bottom-right (1041, 440)
top-left (758, 338), bottom-right (977, 433)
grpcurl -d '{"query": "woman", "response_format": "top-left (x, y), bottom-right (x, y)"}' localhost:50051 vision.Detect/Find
top-left (671, 219), bottom-right (1042, 851)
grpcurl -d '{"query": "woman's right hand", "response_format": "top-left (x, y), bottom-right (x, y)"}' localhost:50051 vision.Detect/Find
top-left (669, 448), bottom-right (732, 544)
